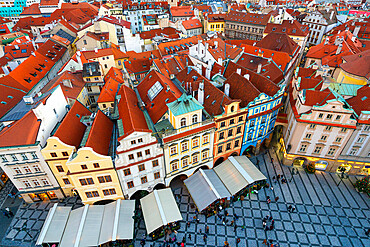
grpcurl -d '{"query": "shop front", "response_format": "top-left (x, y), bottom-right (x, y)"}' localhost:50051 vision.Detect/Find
top-left (314, 160), bottom-right (328, 171)
top-left (20, 188), bottom-right (64, 203)
top-left (0, 168), bottom-right (8, 189)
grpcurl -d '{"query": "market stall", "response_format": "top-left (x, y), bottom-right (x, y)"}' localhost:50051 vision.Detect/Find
top-left (140, 188), bottom-right (182, 240)
top-left (184, 169), bottom-right (231, 216)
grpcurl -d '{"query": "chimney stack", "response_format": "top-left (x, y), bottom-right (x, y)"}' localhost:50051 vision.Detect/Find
top-left (205, 60), bottom-right (212, 79)
top-left (336, 43), bottom-right (342, 55)
top-left (330, 11), bottom-right (334, 20)
top-left (94, 48), bottom-right (98, 53)
top-left (198, 80), bottom-right (204, 105)
top-left (214, 40), bottom-right (218, 49)
top-left (217, 57), bottom-right (222, 66)
top-left (224, 83), bottom-right (230, 97)
top-left (353, 26), bottom-right (361, 37)
top-left (244, 74), bottom-right (250, 80)
top-left (257, 63), bottom-right (262, 74)
top-left (324, 37), bottom-right (329, 45)
top-left (236, 68), bottom-right (241, 75)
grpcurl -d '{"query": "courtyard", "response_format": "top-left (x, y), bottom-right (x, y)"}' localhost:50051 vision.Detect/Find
top-left (0, 149), bottom-right (369, 247)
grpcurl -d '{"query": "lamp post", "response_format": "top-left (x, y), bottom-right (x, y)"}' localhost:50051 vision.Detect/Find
top-left (336, 166), bottom-right (348, 186)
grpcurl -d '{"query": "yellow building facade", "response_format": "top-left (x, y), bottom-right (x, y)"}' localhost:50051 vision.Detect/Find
top-left (205, 14), bottom-right (226, 33)
top-left (335, 69), bottom-right (368, 85)
top-left (66, 147), bottom-right (124, 204)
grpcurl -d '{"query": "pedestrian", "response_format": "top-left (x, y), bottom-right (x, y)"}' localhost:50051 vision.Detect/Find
top-left (277, 174), bottom-right (281, 180)
top-left (270, 225), bottom-right (274, 230)
top-left (267, 199), bottom-right (271, 204)
top-left (225, 211), bottom-right (229, 217)
top-left (271, 158), bottom-right (274, 163)
top-left (272, 219), bottom-right (275, 226)
top-left (292, 207), bottom-right (296, 212)
top-left (272, 176), bottom-right (276, 182)
top-left (265, 183), bottom-right (270, 189)
top-left (182, 236), bottom-right (185, 243)
top-left (269, 216), bottom-right (273, 220)
top-left (275, 196), bottom-right (279, 202)
top-left (203, 234), bottom-right (207, 242)
top-left (196, 218), bottom-right (200, 224)
top-left (181, 243), bottom-right (184, 247)
top-left (257, 159), bottom-right (259, 166)
top-left (224, 240), bottom-right (229, 247)
top-left (236, 237), bottom-right (241, 245)
top-left (140, 239), bottom-right (145, 246)
top-left (366, 228), bottom-right (370, 236)
top-left (5, 208), bottom-right (13, 217)
top-left (188, 234), bottom-right (191, 240)
top-left (266, 196), bottom-right (270, 200)
top-left (234, 213), bottom-right (239, 220)
top-left (230, 220), bottom-right (234, 226)
top-left (264, 225), bottom-right (269, 231)
top-left (263, 218), bottom-right (267, 223)
top-left (288, 205), bottom-right (292, 212)
top-left (264, 215), bottom-right (269, 220)
top-left (234, 224), bottom-right (237, 232)
top-left (2, 210), bottom-right (10, 218)
top-left (199, 228), bottom-right (202, 234)
top-left (206, 225), bottom-right (209, 233)
top-left (187, 221), bottom-right (190, 227)
top-left (270, 186), bottom-right (274, 191)
top-left (263, 239), bottom-right (267, 245)
top-left (263, 221), bottom-right (266, 227)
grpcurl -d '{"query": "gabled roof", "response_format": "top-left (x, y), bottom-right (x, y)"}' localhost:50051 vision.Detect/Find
top-left (152, 54), bottom-right (192, 78)
top-left (347, 86), bottom-right (370, 117)
top-left (137, 70), bottom-right (182, 123)
top-left (139, 27), bottom-right (180, 40)
top-left (117, 85), bottom-right (151, 140)
top-left (53, 101), bottom-right (91, 148)
top-left (303, 89), bottom-right (335, 107)
top-left (340, 49), bottom-right (370, 80)
top-left (264, 20), bottom-right (309, 37)
top-left (20, 3), bottom-right (41, 16)
top-left (256, 33), bottom-right (299, 56)
top-left (0, 82), bottom-right (27, 118)
top-left (158, 35), bottom-right (205, 56)
top-left (207, 13), bottom-right (226, 23)
top-left (181, 18), bottom-right (202, 30)
top-left (226, 11), bottom-right (270, 26)
top-left (40, 0), bottom-right (60, 6)
top-left (97, 77), bottom-right (120, 103)
top-left (123, 50), bottom-right (160, 74)
top-left (0, 111), bottom-right (41, 148)
top-left (3, 43), bottom-right (35, 59)
top-left (167, 93), bottom-right (204, 116)
top-left (85, 110), bottom-right (113, 156)
top-left (205, 38), bottom-right (243, 61)
top-left (104, 67), bottom-right (125, 83)
top-left (170, 6), bottom-right (194, 17)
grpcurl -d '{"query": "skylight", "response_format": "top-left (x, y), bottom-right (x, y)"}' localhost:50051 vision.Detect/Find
top-left (148, 81), bottom-right (163, 101)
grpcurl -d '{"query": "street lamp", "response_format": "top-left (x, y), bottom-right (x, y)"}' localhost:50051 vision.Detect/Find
top-left (336, 166), bottom-right (348, 186)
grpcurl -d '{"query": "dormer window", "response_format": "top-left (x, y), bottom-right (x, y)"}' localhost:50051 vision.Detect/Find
top-left (180, 118), bottom-right (186, 127)
top-left (192, 114), bottom-right (198, 124)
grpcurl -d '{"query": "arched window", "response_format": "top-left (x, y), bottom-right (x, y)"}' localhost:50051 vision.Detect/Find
top-left (180, 118), bottom-right (186, 127)
top-left (192, 114), bottom-right (198, 124)
top-left (231, 106), bottom-right (235, 112)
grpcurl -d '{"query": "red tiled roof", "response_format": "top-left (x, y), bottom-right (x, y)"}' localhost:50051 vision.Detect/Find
top-left (117, 85), bottom-right (151, 140)
top-left (347, 86), bottom-right (370, 117)
top-left (0, 111), bottom-right (41, 147)
top-left (20, 3), bottom-right (41, 16)
top-left (170, 6), bottom-right (194, 17)
top-left (153, 54), bottom-right (192, 78)
top-left (14, 16), bottom-right (51, 31)
top-left (137, 70), bottom-right (182, 123)
top-left (54, 100), bottom-right (91, 147)
top-left (340, 50), bottom-right (370, 79)
top-left (326, 20), bottom-right (370, 41)
top-left (181, 18), bottom-right (202, 30)
top-left (304, 89), bottom-right (335, 107)
top-left (97, 77), bottom-right (120, 103)
top-left (139, 27), bottom-right (180, 40)
top-left (85, 110), bottom-right (113, 156)
top-left (207, 13), bottom-right (226, 23)
top-left (205, 38), bottom-right (243, 61)
top-left (264, 20), bottom-right (309, 37)
top-left (4, 43), bottom-right (35, 59)
top-left (226, 11), bottom-right (270, 26)
top-left (256, 33), bottom-right (299, 56)
top-left (0, 82), bottom-right (26, 118)
top-left (124, 50), bottom-right (160, 74)
top-left (158, 35), bottom-right (205, 56)
top-left (40, 0), bottom-right (59, 6)
top-left (104, 67), bottom-right (125, 83)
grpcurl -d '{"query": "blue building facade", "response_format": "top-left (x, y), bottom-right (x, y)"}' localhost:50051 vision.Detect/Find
top-left (240, 88), bottom-right (285, 155)
top-left (0, 0), bottom-right (26, 18)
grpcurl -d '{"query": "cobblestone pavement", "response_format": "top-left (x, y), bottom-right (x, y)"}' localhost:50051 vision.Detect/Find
top-left (0, 196), bottom-right (83, 247)
top-left (134, 150), bottom-right (370, 247)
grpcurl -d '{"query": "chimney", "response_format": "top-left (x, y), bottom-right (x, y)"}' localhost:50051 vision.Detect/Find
top-left (198, 80), bottom-right (204, 105)
top-left (197, 63), bottom-right (202, 76)
top-left (253, 42), bottom-right (256, 46)
top-left (217, 57), bottom-right (222, 66)
top-left (324, 37), bottom-right (329, 45)
top-left (205, 42), bottom-right (209, 51)
top-left (89, 67), bottom-right (93, 76)
top-left (224, 83), bottom-right (230, 97)
top-left (62, 79), bottom-right (73, 88)
top-left (236, 68), bottom-right (241, 75)
top-left (353, 26), bottom-right (361, 37)
top-left (23, 96), bottom-right (34, 105)
top-left (205, 60), bottom-right (212, 80)
top-left (244, 74), bottom-right (250, 80)
top-left (257, 63), bottom-right (262, 74)
top-left (330, 11), bottom-right (334, 20)
top-left (351, 36), bottom-right (356, 42)
top-left (214, 41), bottom-right (218, 49)
top-left (336, 43), bottom-right (342, 55)
top-left (94, 48), bottom-right (98, 53)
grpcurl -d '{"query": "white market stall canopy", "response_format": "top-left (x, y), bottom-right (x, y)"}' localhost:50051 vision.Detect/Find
top-left (214, 156), bottom-right (267, 195)
top-left (36, 199), bottom-right (135, 247)
top-left (184, 169), bottom-right (231, 212)
top-left (140, 188), bottom-right (182, 234)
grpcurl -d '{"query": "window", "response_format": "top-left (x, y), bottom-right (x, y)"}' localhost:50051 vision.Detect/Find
top-left (341, 128), bottom-right (347, 133)
top-left (236, 126), bottom-right (242, 134)
top-left (31, 152), bottom-right (37, 159)
top-left (154, 172), bottom-right (160, 179)
top-left (226, 143), bottom-right (231, 150)
top-left (320, 135), bottom-right (327, 141)
top-left (313, 146), bottom-right (322, 154)
top-left (171, 161), bottom-right (178, 171)
top-left (24, 166), bottom-right (31, 173)
top-left (50, 152), bottom-right (57, 157)
top-left (86, 178), bottom-right (94, 185)
top-left (202, 150), bottom-right (208, 160)
top-left (63, 178), bottom-right (70, 185)
top-left (220, 122), bottom-right (226, 128)
top-left (170, 145), bottom-right (177, 155)
top-left (326, 114), bottom-right (333, 120)
top-left (124, 168), bottom-right (131, 176)
top-left (335, 137), bottom-right (342, 143)
top-left (230, 119), bottom-right (235, 125)
top-left (138, 164), bottom-right (145, 171)
top-left (23, 181), bottom-right (31, 188)
top-left (299, 144), bottom-right (307, 152)
top-left (192, 154), bottom-right (198, 163)
top-left (128, 154), bottom-right (134, 160)
top-left (152, 160), bottom-right (158, 167)
top-left (141, 176), bottom-right (148, 184)
top-left (309, 124), bottom-right (316, 129)
top-left (238, 116), bottom-right (243, 122)
top-left (33, 165), bottom-right (41, 172)
top-left (11, 154), bottom-right (18, 161)
top-left (145, 149), bottom-right (150, 155)
top-left (21, 153), bottom-right (28, 160)
top-left (203, 135), bottom-right (209, 144)
top-left (181, 142), bottom-right (188, 152)
top-left (218, 146), bottom-right (223, 154)
top-left (103, 188), bottom-right (116, 196)
top-left (192, 138), bottom-right (199, 148)
top-left (127, 181), bottom-right (134, 189)
top-left (137, 152), bottom-right (143, 158)
top-left (62, 152), bottom-right (69, 157)
top-left (219, 132), bottom-right (225, 140)
top-left (364, 125), bottom-right (370, 131)
top-left (32, 179), bottom-right (40, 187)
top-left (131, 140), bottom-right (136, 145)
top-left (305, 133), bottom-right (312, 139)
top-left (93, 163), bottom-right (100, 168)
top-left (14, 167), bottom-right (22, 174)
top-left (86, 191), bottom-right (99, 198)
top-left (81, 165), bottom-right (87, 170)
top-left (235, 140), bottom-right (240, 147)
top-left (327, 148), bottom-right (336, 156)
top-left (182, 158), bottom-right (188, 167)
top-left (335, 115), bottom-right (341, 121)
top-left (0, 155), bottom-right (7, 162)
top-left (349, 148), bottom-right (358, 156)
top-left (357, 137), bottom-right (365, 143)
top-left (55, 165), bottom-right (64, 173)
top-left (318, 113), bottom-right (323, 119)
top-left (180, 118), bottom-right (186, 127)
top-left (83, 40), bottom-right (87, 45)
top-left (80, 179), bottom-right (87, 186)
top-left (192, 114), bottom-right (198, 124)
top-left (138, 138), bottom-right (143, 143)
top-left (325, 126), bottom-right (332, 131)
top-left (41, 178), bottom-right (49, 186)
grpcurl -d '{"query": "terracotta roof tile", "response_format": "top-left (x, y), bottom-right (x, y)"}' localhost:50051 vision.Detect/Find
top-left (226, 11), bottom-right (270, 26)
top-left (139, 27), bottom-right (180, 40)
top-left (170, 6), bottom-right (194, 17)
top-left (181, 18), bottom-right (202, 30)
top-left (54, 101), bottom-right (91, 147)
top-left (264, 20), bottom-right (309, 37)
top-left (117, 85), bottom-right (151, 140)
top-left (347, 86), bottom-right (370, 116)
top-left (0, 82), bottom-right (26, 118)
top-left (304, 89), bottom-right (335, 107)
top-left (97, 77), bottom-right (120, 103)
top-left (207, 13), bottom-right (226, 23)
top-left (340, 50), bottom-right (370, 80)
top-left (256, 32), bottom-right (299, 56)
top-left (157, 35), bottom-right (205, 56)
top-left (85, 110), bottom-right (113, 156)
